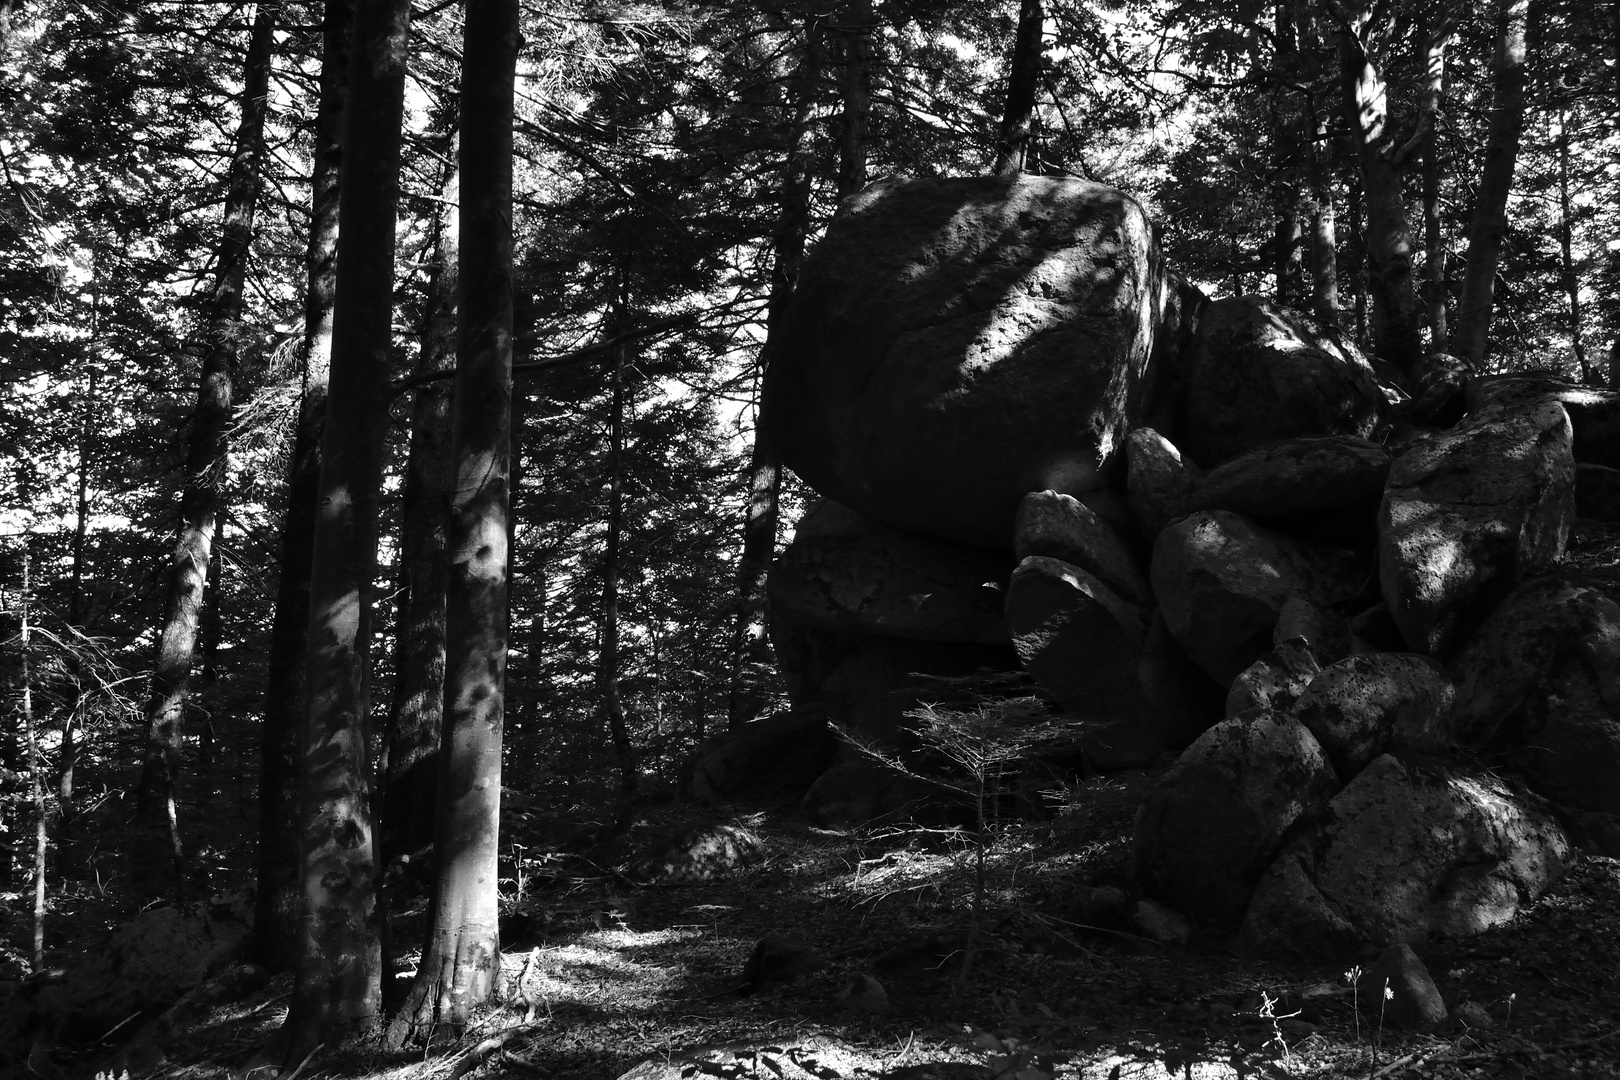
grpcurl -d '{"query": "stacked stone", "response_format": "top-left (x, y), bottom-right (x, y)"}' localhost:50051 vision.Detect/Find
top-left (755, 173), bottom-right (1619, 958)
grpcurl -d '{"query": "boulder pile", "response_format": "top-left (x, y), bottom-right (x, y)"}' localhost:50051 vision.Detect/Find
top-left (755, 173), bottom-right (1618, 960)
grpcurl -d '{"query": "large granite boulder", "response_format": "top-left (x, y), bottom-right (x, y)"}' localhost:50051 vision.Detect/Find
top-left (1125, 427), bottom-right (1195, 543)
top-left (683, 710), bottom-right (840, 804)
top-left (24, 895), bottom-right (253, 1041)
top-left (1225, 640), bottom-right (1320, 717)
top-left (1136, 611), bottom-right (1226, 750)
top-left (1188, 436), bottom-right (1393, 522)
top-left (1133, 710), bottom-right (1339, 927)
top-left (1448, 573), bottom-right (1620, 814)
top-left (768, 500), bottom-right (1012, 644)
top-left (1151, 510), bottom-right (1369, 687)
top-left (1291, 652), bottom-right (1456, 775)
top-left (1014, 490), bottom-right (1151, 606)
top-left (764, 174), bottom-right (1194, 549)
top-left (1377, 400), bottom-right (1575, 658)
top-left (1180, 297), bottom-right (1391, 467)
top-left (1241, 754), bottom-right (1572, 960)
top-left (1575, 462), bottom-right (1620, 522)
top-left (1465, 374), bottom-right (1620, 469)
top-left (1409, 353), bottom-right (1472, 427)
top-left (1004, 556), bottom-right (1150, 722)
top-left (771, 616), bottom-right (1017, 749)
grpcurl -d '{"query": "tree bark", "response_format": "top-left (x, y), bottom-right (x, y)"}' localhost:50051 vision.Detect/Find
top-left (18, 542), bottom-right (44, 970)
top-left (255, 0), bottom-right (350, 973)
top-left (1301, 9), bottom-right (1338, 327)
top-left (1555, 110), bottom-right (1588, 381)
top-left (61, 358), bottom-right (96, 806)
top-left (1338, 9), bottom-right (1423, 374)
top-left (1272, 0), bottom-right (1301, 305)
top-left (384, 0), bottom-right (515, 1043)
top-left (725, 21), bottom-right (821, 731)
top-left (1347, 177), bottom-right (1367, 343)
top-left (991, 0), bottom-right (1043, 176)
top-left (137, 3), bottom-right (276, 877)
top-left (382, 140), bottom-right (457, 865)
top-left (1422, 135), bottom-right (1445, 354)
top-left (600, 324), bottom-right (638, 798)
top-left (275, 0), bottom-right (410, 1060)
top-left (1408, 15), bottom-right (1455, 355)
top-left (835, 0), bottom-right (872, 199)
top-left (1452, 0), bottom-right (1531, 368)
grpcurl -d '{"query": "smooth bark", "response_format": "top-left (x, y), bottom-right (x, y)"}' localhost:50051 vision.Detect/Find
top-left (137, 3), bottom-right (275, 873)
top-left (275, 0), bottom-right (411, 1059)
top-left (1422, 136), bottom-right (1445, 353)
top-left (1272, 0), bottom-right (1301, 304)
top-left (725, 21), bottom-right (821, 730)
top-left (384, 0), bottom-right (515, 1042)
top-left (256, 0), bottom-right (350, 972)
top-left (382, 142), bottom-right (457, 863)
top-left (1452, 0), bottom-right (1531, 368)
top-left (991, 0), bottom-right (1043, 176)
top-left (1555, 111), bottom-right (1588, 381)
top-left (1301, 10), bottom-right (1338, 327)
top-left (1338, 9), bottom-right (1423, 373)
top-left (18, 543), bottom-right (44, 970)
top-left (600, 328), bottom-right (638, 796)
top-left (835, 0), bottom-right (872, 199)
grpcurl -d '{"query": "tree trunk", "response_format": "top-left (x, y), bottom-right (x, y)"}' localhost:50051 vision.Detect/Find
top-left (725, 21), bottom-right (821, 731)
top-left (1423, 135), bottom-right (1446, 354)
top-left (600, 328), bottom-right (638, 798)
top-left (1301, 9), bottom-right (1338, 327)
top-left (137, 2), bottom-right (275, 878)
top-left (835, 0), bottom-right (872, 199)
top-left (1452, 0), bottom-right (1531, 368)
top-left (1272, 0), bottom-right (1301, 305)
top-left (18, 542), bottom-right (44, 970)
top-left (61, 359), bottom-right (96, 806)
top-left (382, 141), bottom-right (457, 865)
top-left (255, 0), bottom-right (350, 973)
top-left (1347, 159), bottom-right (1368, 344)
top-left (1555, 110), bottom-right (1589, 381)
top-left (1409, 15), bottom-right (1455, 355)
top-left (991, 0), bottom-right (1043, 176)
top-left (384, 0), bottom-right (515, 1042)
top-left (274, 0), bottom-right (411, 1060)
top-left (1338, 11), bottom-right (1423, 374)
top-left (197, 514), bottom-right (225, 769)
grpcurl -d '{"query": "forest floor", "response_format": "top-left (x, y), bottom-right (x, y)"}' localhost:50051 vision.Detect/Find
top-left (16, 763), bottom-right (1620, 1080)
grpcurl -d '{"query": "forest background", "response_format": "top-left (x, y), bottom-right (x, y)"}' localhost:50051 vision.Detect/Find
top-left (0, 0), bottom-right (1617, 1054)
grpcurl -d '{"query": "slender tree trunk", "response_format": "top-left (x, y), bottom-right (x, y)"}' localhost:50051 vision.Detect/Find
top-left (1301, 11), bottom-right (1338, 327)
top-left (384, 0), bottom-right (515, 1041)
top-left (255, 0), bottom-right (350, 973)
top-left (1423, 137), bottom-right (1446, 354)
top-left (1338, 11), bottom-right (1423, 374)
top-left (61, 359), bottom-right (96, 806)
top-left (600, 327), bottom-right (638, 798)
top-left (1555, 109), bottom-right (1589, 381)
top-left (1272, 0), bottom-right (1301, 305)
top-left (19, 542), bottom-right (44, 970)
top-left (1452, 0), bottom-right (1531, 368)
top-left (197, 514), bottom-right (225, 769)
top-left (1410, 15), bottom-right (1455, 355)
top-left (274, 0), bottom-right (410, 1060)
top-left (382, 141), bottom-right (457, 864)
top-left (137, 4), bottom-right (275, 881)
top-left (1347, 170), bottom-right (1368, 344)
top-left (726, 22), bottom-right (822, 731)
top-left (991, 0), bottom-right (1043, 176)
top-left (835, 0), bottom-right (872, 199)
